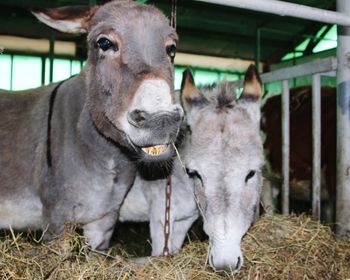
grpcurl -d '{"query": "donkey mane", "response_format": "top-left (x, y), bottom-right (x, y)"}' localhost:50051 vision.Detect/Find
top-left (201, 81), bottom-right (239, 110)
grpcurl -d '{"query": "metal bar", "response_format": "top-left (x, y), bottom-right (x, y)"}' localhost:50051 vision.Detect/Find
top-left (311, 74), bottom-right (321, 220)
top-left (336, 0), bottom-right (350, 238)
top-left (49, 31), bottom-right (55, 83)
top-left (261, 57), bottom-right (337, 83)
top-left (41, 56), bottom-right (46, 86)
top-left (69, 59), bottom-right (73, 77)
top-left (255, 28), bottom-right (261, 71)
top-left (196, 0), bottom-right (350, 26)
top-left (9, 54), bottom-right (13, 91)
top-left (235, 71), bottom-right (336, 88)
top-left (260, 27), bottom-right (337, 42)
top-left (281, 79), bottom-right (290, 215)
top-left (321, 71), bottom-right (336, 77)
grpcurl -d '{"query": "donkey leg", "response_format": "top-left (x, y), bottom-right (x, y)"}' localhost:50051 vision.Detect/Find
top-left (83, 211), bottom-right (118, 252)
top-left (149, 213), bottom-right (166, 256)
top-left (41, 202), bottom-right (70, 242)
top-left (149, 213), bottom-right (198, 256)
top-left (170, 216), bottom-right (198, 253)
top-left (261, 177), bottom-right (277, 213)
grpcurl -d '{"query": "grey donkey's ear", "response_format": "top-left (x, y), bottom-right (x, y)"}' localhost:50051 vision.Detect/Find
top-left (242, 64), bottom-right (262, 100)
top-left (180, 68), bottom-right (207, 109)
top-left (32, 5), bottom-right (99, 34)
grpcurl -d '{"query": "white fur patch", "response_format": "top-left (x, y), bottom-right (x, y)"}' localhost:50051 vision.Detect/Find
top-left (210, 240), bottom-right (243, 271)
top-left (131, 79), bottom-right (172, 114)
top-left (0, 195), bottom-right (43, 229)
top-left (119, 178), bottom-right (150, 222)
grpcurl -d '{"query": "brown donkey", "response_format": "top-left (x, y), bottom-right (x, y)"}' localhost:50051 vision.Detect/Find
top-left (0, 1), bottom-right (182, 251)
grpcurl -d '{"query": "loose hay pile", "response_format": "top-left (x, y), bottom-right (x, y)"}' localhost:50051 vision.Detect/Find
top-left (1, 214), bottom-right (349, 279)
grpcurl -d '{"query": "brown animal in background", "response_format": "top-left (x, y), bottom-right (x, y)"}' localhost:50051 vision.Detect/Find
top-left (261, 86), bottom-right (336, 220)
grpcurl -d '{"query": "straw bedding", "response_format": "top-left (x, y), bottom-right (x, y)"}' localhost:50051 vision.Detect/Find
top-left (0, 214), bottom-right (349, 279)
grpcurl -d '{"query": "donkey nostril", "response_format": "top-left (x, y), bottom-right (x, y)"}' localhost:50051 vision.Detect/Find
top-left (235, 256), bottom-right (241, 270)
top-left (129, 109), bottom-right (147, 125)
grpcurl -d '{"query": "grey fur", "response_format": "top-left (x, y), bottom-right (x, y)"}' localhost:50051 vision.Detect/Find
top-left (119, 67), bottom-right (264, 272)
top-left (0, 1), bottom-right (182, 251)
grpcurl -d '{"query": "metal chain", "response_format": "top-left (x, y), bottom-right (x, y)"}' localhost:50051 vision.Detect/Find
top-left (162, 0), bottom-right (177, 257)
top-left (163, 176), bottom-right (172, 256)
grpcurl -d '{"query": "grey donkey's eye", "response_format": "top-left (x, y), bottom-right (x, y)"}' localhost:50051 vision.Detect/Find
top-left (186, 168), bottom-right (203, 185)
top-left (97, 37), bottom-right (118, 52)
top-left (245, 170), bottom-right (256, 183)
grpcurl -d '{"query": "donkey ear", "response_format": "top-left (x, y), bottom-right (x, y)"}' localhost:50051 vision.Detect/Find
top-left (180, 68), bottom-right (206, 108)
top-left (242, 64), bottom-right (262, 99)
top-left (32, 6), bottom-right (99, 34)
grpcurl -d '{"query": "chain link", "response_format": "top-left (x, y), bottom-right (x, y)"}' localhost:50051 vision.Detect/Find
top-left (163, 176), bottom-right (172, 256)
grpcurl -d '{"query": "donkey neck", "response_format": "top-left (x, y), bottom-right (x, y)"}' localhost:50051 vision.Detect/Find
top-left (77, 103), bottom-right (131, 164)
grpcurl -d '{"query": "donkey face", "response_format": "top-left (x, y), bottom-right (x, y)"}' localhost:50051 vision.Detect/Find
top-left (33, 1), bottom-right (183, 162)
top-left (181, 66), bottom-right (264, 272)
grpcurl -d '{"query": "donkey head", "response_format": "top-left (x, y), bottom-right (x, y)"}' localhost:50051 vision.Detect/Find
top-left (181, 65), bottom-right (264, 272)
top-left (33, 1), bottom-right (183, 162)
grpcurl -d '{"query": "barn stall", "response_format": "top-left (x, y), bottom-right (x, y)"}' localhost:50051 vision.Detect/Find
top-left (0, 0), bottom-right (349, 279)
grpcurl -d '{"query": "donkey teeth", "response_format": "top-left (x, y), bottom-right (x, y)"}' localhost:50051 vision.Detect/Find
top-left (141, 144), bottom-right (167, 156)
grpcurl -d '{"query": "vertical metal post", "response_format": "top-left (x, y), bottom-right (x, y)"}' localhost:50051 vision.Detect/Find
top-left (69, 60), bottom-right (73, 77)
top-left (312, 73), bottom-right (321, 220)
top-left (336, 0), bottom-right (350, 237)
top-left (281, 79), bottom-right (290, 214)
top-left (41, 56), bottom-right (46, 86)
top-left (255, 28), bottom-right (261, 71)
top-left (9, 54), bottom-right (13, 91)
top-left (49, 31), bottom-right (55, 83)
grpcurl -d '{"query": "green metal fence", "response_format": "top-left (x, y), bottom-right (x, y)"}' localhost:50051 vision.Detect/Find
top-left (0, 53), bottom-right (242, 91)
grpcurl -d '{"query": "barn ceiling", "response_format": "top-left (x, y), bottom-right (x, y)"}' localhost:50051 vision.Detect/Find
top-left (0, 0), bottom-right (336, 65)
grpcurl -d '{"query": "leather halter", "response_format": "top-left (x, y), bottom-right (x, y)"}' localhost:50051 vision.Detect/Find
top-left (46, 80), bottom-right (66, 168)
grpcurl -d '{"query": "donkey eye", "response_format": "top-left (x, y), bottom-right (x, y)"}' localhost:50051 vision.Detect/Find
top-left (166, 44), bottom-right (176, 59)
top-left (245, 170), bottom-right (256, 183)
top-left (97, 37), bottom-right (117, 52)
top-left (186, 168), bottom-right (203, 185)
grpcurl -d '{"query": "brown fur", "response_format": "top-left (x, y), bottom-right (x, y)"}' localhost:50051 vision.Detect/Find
top-left (262, 86), bottom-right (336, 207)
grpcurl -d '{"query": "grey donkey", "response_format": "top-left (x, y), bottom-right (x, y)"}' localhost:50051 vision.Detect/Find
top-left (119, 65), bottom-right (264, 272)
top-left (0, 1), bottom-right (183, 252)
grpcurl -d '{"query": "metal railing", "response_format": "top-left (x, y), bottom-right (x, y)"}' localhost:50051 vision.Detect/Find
top-left (194, 0), bottom-right (350, 236)
top-left (261, 57), bottom-right (337, 219)
top-left (196, 0), bottom-right (350, 26)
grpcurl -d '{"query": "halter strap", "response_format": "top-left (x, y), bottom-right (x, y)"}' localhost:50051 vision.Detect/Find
top-left (46, 80), bottom-right (66, 168)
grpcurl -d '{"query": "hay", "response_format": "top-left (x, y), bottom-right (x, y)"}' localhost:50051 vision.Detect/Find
top-left (0, 214), bottom-right (349, 279)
